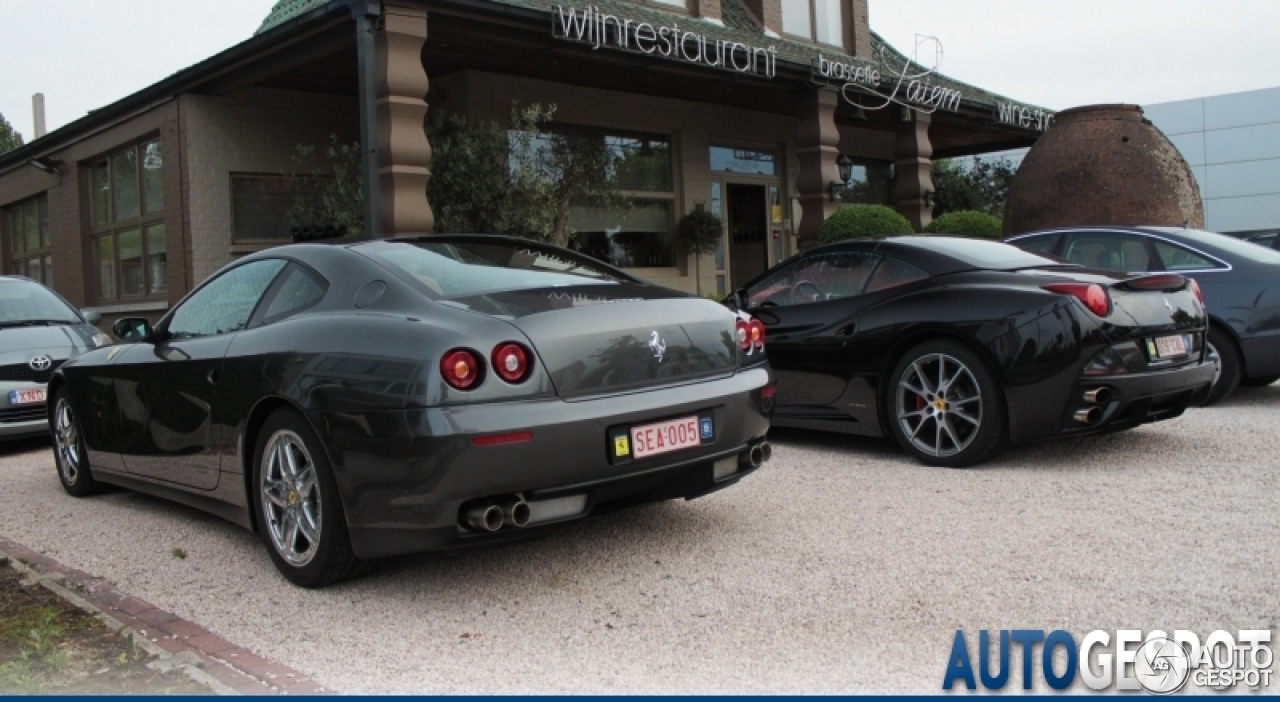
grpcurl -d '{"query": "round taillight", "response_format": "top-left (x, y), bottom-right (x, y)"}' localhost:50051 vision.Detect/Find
top-left (749, 319), bottom-right (766, 350)
top-left (491, 342), bottom-right (531, 384)
top-left (736, 319), bottom-right (751, 351)
top-left (440, 349), bottom-right (482, 390)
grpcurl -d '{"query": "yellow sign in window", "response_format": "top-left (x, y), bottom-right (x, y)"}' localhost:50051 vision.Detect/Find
top-left (614, 435), bottom-right (630, 457)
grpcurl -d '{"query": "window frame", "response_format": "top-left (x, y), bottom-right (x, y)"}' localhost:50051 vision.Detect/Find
top-left (745, 249), bottom-right (883, 308)
top-left (85, 138), bottom-right (168, 303)
top-left (2, 194), bottom-right (53, 287)
top-left (253, 262), bottom-right (330, 327)
top-left (157, 258), bottom-right (290, 340)
top-left (780, 0), bottom-right (848, 50)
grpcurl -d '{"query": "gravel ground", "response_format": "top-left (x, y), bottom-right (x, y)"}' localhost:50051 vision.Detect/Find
top-left (1, 384), bottom-right (1277, 693)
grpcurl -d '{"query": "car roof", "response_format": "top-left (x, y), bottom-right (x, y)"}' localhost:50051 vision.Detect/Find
top-left (804, 235), bottom-right (1065, 275)
top-left (1007, 225), bottom-right (1280, 266)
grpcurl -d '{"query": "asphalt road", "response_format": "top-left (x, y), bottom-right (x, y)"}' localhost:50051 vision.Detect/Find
top-left (2, 384), bottom-right (1277, 693)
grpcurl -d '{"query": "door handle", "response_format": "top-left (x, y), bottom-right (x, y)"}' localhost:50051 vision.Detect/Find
top-left (206, 369), bottom-right (219, 385)
top-left (836, 323), bottom-right (856, 337)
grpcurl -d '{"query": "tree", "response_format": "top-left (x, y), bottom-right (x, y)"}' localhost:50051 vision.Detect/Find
top-left (287, 135), bottom-right (364, 239)
top-left (428, 102), bottom-right (628, 247)
top-left (819, 204), bottom-right (914, 243)
top-left (931, 156), bottom-right (1018, 217)
top-left (675, 209), bottom-right (723, 295)
top-left (923, 210), bottom-right (1003, 239)
top-left (0, 112), bottom-right (23, 155)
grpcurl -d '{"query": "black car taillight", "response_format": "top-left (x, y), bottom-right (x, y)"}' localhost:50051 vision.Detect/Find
top-left (1043, 283), bottom-right (1111, 317)
top-left (441, 348), bottom-right (483, 390)
top-left (491, 342), bottom-right (532, 384)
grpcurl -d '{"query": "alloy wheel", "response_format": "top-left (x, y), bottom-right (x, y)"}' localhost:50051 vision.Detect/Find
top-left (896, 353), bottom-right (984, 458)
top-left (54, 398), bottom-right (80, 484)
top-left (260, 429), bottom-right (322, 567)
top-left (1206, 342), bottom-right (1222, 388)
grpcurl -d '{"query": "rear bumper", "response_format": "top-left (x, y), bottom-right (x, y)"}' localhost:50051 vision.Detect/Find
top-left (1063, 361), bottom-right (1215, 437)
top-left (306, 367), bottom-right (773, 559)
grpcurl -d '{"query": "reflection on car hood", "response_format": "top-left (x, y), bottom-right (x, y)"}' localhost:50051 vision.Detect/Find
top-left (0, 324), bottom-right (95, 366)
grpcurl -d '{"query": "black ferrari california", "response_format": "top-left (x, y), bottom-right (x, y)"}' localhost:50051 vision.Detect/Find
top-left (49, 236), bottom-right (773, 587)
top-left (726, 236), bottom-right (1215, 468)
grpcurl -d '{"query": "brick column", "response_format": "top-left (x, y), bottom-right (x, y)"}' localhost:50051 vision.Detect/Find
top-left (360, 3), bottom-right (433, 237)
top-left (795, 88), bottom-right (841, 251)
top-left (893, 109), bottom-right (933, 231)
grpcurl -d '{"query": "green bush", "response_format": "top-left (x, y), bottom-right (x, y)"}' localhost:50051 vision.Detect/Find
top-left (923, 210), bottom-right (1003, 239)
top-left (819, 204), bottom-right (913, 243)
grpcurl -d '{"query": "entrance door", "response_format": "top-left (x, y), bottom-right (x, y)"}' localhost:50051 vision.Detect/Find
top-left (728, 183), bottom-right (768, 286)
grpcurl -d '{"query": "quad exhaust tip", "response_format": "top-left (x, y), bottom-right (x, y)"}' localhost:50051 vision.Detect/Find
top-left (1073, 407), bottom-right (1103, 425)
top-left (1083, 387), bottom-right (1112, 405)
top-left (502, 499), bottom-right (531, 528)
top-left (466, 503), bottom-right (505, 532)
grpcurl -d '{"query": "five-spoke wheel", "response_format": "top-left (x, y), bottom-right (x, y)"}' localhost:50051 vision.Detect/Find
top-left (51, 390), bottom-right (104, 496)
top-left (252, 408), bottom-right (368, 587)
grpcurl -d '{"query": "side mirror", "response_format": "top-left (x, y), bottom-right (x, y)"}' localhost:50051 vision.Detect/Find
top-left (112, 317), bottom-right (153, 342)
top-left (81, 309), bottom-right (102, 325)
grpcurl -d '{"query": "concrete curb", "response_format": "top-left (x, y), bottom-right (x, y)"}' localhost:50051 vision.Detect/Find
top-left (0, 535), bottom-right (333, 695)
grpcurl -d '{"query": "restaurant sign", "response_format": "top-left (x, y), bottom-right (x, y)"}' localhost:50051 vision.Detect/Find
top-left (813, 35), bottom-right (963, 115)
top-left (552, 5), bottom-right (778, 78)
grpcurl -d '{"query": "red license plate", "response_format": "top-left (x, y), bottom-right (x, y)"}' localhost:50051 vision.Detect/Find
top-left (1154, 335), bottom-right (1188, 358)
top-left (630, 415), bottom-right (701, 459)
top-left (8, 388), bottom-right (46, 405)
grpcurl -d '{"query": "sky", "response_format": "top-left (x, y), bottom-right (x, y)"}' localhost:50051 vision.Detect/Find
top-left (2, 0), bottom-right (1279, 141)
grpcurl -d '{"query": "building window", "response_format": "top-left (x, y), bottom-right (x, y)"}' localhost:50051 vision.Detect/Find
top-left (781, 0), bottom-right (844, 47)
top-left (231, 174), bottom-right (331, 243)
top-left (87, 140), bottom-right (167, 300)
top-left (516, 127), bottom-right (677, 269)
top-left (711, 146), bottom-right (777, 176)
top-left (2, 195), bottom-right (52, 286)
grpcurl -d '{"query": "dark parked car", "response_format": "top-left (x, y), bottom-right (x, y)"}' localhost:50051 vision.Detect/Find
top-left (0, 276), bottom-right (110, 440)
top-left (1006, 226), bottom-right (1280, 403)
top-left (50, 236), bottom-right (774, 587)
top-left (725, 236), bottom-right (1214, 468)
top-left (1244, 231), bottom-right (1279, 250)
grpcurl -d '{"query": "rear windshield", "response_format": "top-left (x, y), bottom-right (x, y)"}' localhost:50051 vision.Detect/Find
top-left (0, 279), bottom-right (82, 325)
top-left (1150, 228), bottom-right (1280, 264)
top-left (909, 237), bottom-right (1065, 270)
top-left (361, 240), bottom-right (629, 297)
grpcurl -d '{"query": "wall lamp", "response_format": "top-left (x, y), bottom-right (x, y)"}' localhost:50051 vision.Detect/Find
top-left (28, 157), bottom-right (61, 175)
top-left (828, 153), bottom-right (854, 202)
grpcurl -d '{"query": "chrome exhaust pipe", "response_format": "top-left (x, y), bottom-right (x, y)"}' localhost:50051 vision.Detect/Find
top-left (1082, 387), bottom-right (1111, 405)
top-left (758, 441), bottom-right (772, 463)
top-left (501, 498), bottom-right (531, 528)
top-left (1073, 407), bottom-right (1102, 425)
top-left (466, 504), bottom-right (505, 532)
top-left (748, 444), bottom-right (764, 468)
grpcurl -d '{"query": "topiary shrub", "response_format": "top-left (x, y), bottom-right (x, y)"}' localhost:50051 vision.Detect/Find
top-left (819, 204), bottom-right (913, 243)
top-left (923, 210), bottom-right (1004, 239)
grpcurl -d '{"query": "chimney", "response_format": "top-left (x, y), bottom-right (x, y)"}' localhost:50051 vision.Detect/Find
top-left (32, 93), bottom-right (47, 138)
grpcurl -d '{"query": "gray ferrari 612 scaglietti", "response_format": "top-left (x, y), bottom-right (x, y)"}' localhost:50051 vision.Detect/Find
top-left (49, 235), bottom-right (775, 588)
top-left (0, 276), bottom-right (110, 440)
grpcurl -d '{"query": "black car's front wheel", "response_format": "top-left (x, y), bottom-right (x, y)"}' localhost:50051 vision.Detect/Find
top-left (52, 390), bottom-right (106, 497)
top-left (252, 408), bottom-right (369, 588)
top-left (887, 340), bottom-right (1006, 468)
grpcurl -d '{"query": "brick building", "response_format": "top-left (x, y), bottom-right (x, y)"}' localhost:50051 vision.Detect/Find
top-left (0, 0), bottom-right (1048, 323)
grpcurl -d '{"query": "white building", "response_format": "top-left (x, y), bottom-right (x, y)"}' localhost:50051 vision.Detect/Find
top-left (1143, 86), bottom-right (1280, 235)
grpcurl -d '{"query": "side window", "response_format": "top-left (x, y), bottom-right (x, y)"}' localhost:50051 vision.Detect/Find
top-left (746, 251), bottom-right (880, 307)
top-left (261, 265), bottom-right (327, 324)
top-left (167, 259), bottom-right (286, 338)
top-left (1152, 240), bottom-right (1218, 271)
top-left (1014, 234), bottom-right (1060, 256)
top-left (864, 257), bottom-right (929, 293)
top-left (1061, 233), bottom-right (1157, 273)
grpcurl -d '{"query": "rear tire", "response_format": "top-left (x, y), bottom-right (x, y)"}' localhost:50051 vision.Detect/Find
top-left (51, 390), bottom-right (106, 497)
top-left (252, 408), bottom-right (371, 588)
top-left (886, 340), bottom-right (1006, 468)
top-left (1203, 327), bottom-right (1242, 406)
top-left (1240, 375), bottom-right (1279, 388)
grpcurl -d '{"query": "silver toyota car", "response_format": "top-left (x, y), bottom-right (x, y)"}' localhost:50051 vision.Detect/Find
top-left (1, 276), bottom-right (111, 440)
